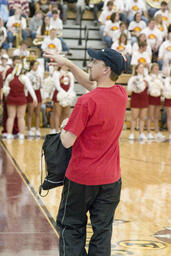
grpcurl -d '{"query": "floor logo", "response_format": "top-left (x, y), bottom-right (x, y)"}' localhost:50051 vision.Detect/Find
top-left (118, 240), bottom-right (166, 250)
top-left (111, 249), bottom-right (134, 255)
top-left (154, 227), bottom-right (171, 244)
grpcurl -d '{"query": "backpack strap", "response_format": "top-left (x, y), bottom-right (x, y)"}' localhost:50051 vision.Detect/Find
top-left (39, 149), bottom-right (49, 197)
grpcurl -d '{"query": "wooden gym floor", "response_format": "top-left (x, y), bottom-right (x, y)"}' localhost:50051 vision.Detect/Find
top-left (0, 129), bottom-right (171, 256)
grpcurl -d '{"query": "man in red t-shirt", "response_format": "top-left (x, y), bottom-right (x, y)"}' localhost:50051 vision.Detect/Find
top-left (44, 48), bottom-right (128, 256)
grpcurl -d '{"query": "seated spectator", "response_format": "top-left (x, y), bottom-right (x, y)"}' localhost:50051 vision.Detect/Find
top-left (0, 18), bottom-right (8, 50)
top-left (146, 0), bottom-right (161, 18)
top-left (6, 8), bottom-right (27, 48)
top-left (131, 41), bottom-right (151, 74)
top-left (103, 0), bottom-right (127, 22)
top-left (41, 28), bottom-right (62, 70)
top-left (29, 10), bottom-right (43, 40)
top-left (13, 40), bottom-right (29, 58)
top-left (88, 0), bottom-right (104, 26)
top-left (141, 18), bottom-right (163, 61)
top-left (158, 31), bottom-right (171, 71)
top-left (112, 22), bottom-right (131, 42)
top-left (35, 0), bottom-right (52, 16)
top-left (98, 1), bottom-right (114, 37)
top-left (103, 12), bottom-right (120, 48)
top-left (63, 0), bottom-right (82, 25)
top-left (50, 9), bottom-right (72, 55)
top-left (36, 15), bottom-right (50, 41)
top-left (111, 33), bottom-right (132, 73)
top-left (154, 1), bottom-right (169, 26)
top-left (8, 0), bottom-right (30, 17)
top-left (48, 2), bottom-right (64, 21)
top-left (128, 12), bottom-right (147, 45)
top-left (154, 13), bottom-right (167, 41)
top-left (132, 33), bottom-right (152, 58)
top-left (125, 0), bottom-right (149, 24)
top-left (0, 0), bottom-right (9, 24)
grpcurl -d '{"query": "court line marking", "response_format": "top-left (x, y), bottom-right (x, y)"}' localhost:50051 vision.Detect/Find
top-left (0, 139), bottom-right (59, 238)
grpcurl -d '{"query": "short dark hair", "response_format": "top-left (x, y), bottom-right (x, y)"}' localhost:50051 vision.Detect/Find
top-left (52, 10), bottom-right (59, 15)
top-left (161, 1), bottom-right (168, 6)
top-left (12, 55), bottom-right (21, 61)
top-left (107, 1), bottom-right (113, 6)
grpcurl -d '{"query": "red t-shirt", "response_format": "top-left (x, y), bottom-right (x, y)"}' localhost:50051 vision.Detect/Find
top-left (64, 85), bottom-right (128, 185)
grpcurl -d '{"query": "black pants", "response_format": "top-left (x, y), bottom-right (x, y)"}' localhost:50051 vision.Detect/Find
top-left (57, 178), bottom-right (122, 256)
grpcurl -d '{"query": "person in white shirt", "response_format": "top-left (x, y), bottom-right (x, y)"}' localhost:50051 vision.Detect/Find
top-left (112, 22), bottom-right (131, 43)
top-left (154, 13), bottom-right (167, 41)
top-left (103, 0), bottom-right (127, 22)
top-left (128, 12), bottom-right (147, 45)
top-left (141, 19), bottom-right (163, 58)
top-left (131, 41), bottom-right (151, 73)
top-left (6, 8), bottom-right (27, 47)
top-left (103, 12), bottom-right (120, 48)
top-left (27, 60), bottom-right (43, 137)
top-left (41, 28), bottom-right (62, 70)
top-left (154, 1), bottom-right (169, 26)
top-left (98, 1), bottom-right (114, 37)
top-left (0, 18), bottom-right (8, 50)
top-left (146, 63), bottom-right (165, 140)
top-left (111, 33), bottom-right (132, 73)
top-left (132, 33), bottom-right (152, 57)
top-left (158, 31), bottom-right (171, 71)
top-left (125, 0), bottom-right (148, 24)
top-left (13, 40), bottom-right (29, 58)
top-left (50, 9), bottom-right (71, 55)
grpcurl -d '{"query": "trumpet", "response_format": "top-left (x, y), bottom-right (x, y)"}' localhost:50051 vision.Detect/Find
top-left (33, 38), bottom-right (43, 46)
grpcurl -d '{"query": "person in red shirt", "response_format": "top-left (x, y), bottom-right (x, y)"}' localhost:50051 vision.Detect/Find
top-left (43, 48), bottom-right (127, 256)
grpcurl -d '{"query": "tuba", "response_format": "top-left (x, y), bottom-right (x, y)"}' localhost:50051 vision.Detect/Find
top-left (146, 0), bottom-right (168, 9)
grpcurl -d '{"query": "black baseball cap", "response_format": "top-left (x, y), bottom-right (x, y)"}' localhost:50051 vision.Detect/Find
top-left (87, 48), bottom-right (126, 75)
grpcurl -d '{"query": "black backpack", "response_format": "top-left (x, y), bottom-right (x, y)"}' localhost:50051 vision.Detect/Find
top-left (39, 133), bottom-right (72, 197)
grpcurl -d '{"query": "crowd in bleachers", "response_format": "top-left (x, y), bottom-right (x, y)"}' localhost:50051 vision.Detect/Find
top-left (0, 0), bottom-right (171, 141)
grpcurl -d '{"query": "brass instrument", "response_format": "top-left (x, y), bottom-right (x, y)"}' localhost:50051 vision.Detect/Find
top-left (146, 0), bottom-right (168, 9)
top-left (14, 22), bottom-right (22, 48)
top-left (33, 38), bottom-right (43, 46)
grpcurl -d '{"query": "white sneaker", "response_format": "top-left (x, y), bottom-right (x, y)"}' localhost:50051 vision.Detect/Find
top-left (1, 133), bottom-right (7, 138)
top-left (18, 133), bottom-right (24, 140)
top-left (138, 133), bottom-right (147, 140)
top-left (50, 129), bottom-right (56, 134)
top-left (6, 134), bottom-right (14, 140)
top-left (128, 133), bottom-right (134, 140)
top-left (35, 130), bottom-right (41, 137)
top-left (147, 133), bottom-right (154, 140)
top-left (155, 132), bottom-right (165, 140)
top-left (28, 130), bottom-right (35, 137)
